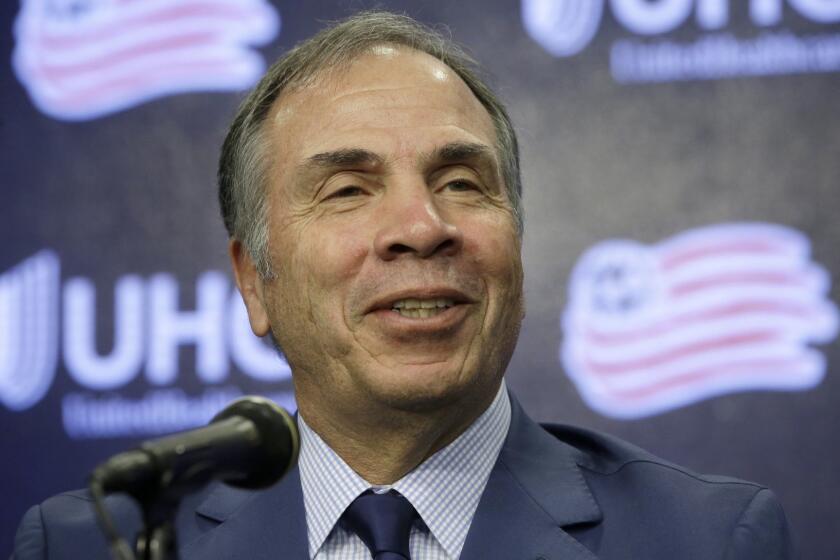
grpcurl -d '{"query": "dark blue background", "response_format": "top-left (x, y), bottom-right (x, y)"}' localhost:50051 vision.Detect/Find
top-left (2, 1), bottom-right (839, 557)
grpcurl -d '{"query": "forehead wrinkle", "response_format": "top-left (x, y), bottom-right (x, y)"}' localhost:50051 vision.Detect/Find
top-left (271, 51), bottom-right (501, 190)
top-left (328, 91), bottom-right (469, 126)
top-left (321, 72), bottom-right (479, 120)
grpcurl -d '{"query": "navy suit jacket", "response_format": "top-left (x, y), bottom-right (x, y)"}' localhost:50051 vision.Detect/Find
top-left (12, 396), bottom-right (793, 559)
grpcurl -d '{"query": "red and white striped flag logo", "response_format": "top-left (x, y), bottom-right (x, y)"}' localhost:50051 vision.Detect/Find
top-left (12, 0), bottom-right (280, 121)
top-left (562, 223), bottom-right (839, 419)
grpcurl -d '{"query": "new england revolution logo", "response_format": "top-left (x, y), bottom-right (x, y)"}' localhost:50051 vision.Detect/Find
top-left (12, 0), bottom-right (280, 121)
top-left (0, 251), bottom-right (60, 411)
top-left (561, 223), bottom-right (839, 419)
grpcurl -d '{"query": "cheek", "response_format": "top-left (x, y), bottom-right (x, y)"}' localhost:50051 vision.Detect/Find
top-left (463, 223), bottom-right (523, 326)
top-left (267, 224), bottom-right (369, 355)
top-left (312, 225), bottom-right (368, 283)
top-left (280, 222), bottom-right (369, 312)
top-left (462, 217), bottom-right (522, 283)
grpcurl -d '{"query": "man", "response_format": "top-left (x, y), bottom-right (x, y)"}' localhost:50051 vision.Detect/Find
top-left (14, 11), bottom-right (792, 559)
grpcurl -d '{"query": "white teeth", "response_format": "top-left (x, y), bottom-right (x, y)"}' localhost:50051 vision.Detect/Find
top-left (391, 297), bottom-right (454, 317)
top-left (395, 308), bottom-right (443, 318)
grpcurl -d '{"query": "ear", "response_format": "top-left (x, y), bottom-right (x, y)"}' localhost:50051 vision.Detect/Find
top-left (229, 239), bottom-right (271, 337)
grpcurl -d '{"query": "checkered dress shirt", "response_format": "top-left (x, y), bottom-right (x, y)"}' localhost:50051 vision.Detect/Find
top-left (297, 382), bottom-right (511, 560)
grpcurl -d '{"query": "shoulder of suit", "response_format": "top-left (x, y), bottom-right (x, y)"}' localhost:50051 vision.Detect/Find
top-left (539, 422), bottom-right (767, 490)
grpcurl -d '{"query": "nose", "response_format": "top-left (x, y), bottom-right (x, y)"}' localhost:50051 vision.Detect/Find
top-left (373, 185), bottom-right (464, 261)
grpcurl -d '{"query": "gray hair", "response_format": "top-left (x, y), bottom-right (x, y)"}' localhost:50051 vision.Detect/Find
top-left (218, 11), bottom-right (522, 278)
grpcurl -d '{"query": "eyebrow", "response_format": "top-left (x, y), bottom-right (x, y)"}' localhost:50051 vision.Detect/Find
top-left (303, 148), bottom-right (384, 171)
top-left (432, 142), bottom-right (495, 165)
top-left (300, 141), bottom-right (496, 175)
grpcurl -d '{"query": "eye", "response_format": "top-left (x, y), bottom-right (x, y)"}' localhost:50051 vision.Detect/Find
top-left (326, 185), bottom-right (365, 199)
top-left (443, 179), bottom-right (478, 193)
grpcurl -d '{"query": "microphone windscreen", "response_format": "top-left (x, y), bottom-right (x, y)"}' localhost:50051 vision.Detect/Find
top-left (211, 395), bottom-right (300, 489)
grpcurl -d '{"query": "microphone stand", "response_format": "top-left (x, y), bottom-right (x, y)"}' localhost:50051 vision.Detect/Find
top-left (90, 453), bottom-right (188, 560)
top-left (88, 396), bottom-right (300, 560)
top-left (134, 494), bottom-right (181, 560)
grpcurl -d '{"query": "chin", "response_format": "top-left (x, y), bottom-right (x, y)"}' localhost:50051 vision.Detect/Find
top-left (362, 362), bottom-right (496, 413)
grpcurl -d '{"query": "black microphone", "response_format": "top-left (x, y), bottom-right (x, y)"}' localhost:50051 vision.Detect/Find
top-left (90, 396), bottom-right (299, 501)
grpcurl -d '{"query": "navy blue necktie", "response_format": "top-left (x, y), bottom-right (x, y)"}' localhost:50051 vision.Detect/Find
top-left (341, 490), bottom-right (418, 560)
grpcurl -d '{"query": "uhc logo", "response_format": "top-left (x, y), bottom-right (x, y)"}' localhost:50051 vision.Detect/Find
top-left (561, 223), bottom-right (839, 419)
top-left (12, 0), bottom-right (280, 121)
top-left (0, 251), bottom-right (60, 411)
top-left (0, 251), bottom-right (291, 435)
top-left (522, 0), bottom-right (605, 56)
top-left (523, 0), bottom-right (840, 82)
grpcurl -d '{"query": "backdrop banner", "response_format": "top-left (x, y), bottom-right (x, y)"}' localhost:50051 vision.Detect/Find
top-left (2, 1), bottom-right (838, 557)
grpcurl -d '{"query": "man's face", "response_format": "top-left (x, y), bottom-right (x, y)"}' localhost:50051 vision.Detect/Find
top-left (235, 47), bottom-right (524, 419)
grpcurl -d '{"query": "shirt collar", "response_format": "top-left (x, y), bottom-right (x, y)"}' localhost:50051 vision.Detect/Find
top-left (298, 382), bottom-right (512, 559)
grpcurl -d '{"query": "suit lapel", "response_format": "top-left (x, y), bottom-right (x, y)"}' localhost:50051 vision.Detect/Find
top-left (460, 395), bottom-right (602, 560)
top-left (180, 467), bottom-right (309, 559)
top-left (176, 395), bottom-right (600, 560)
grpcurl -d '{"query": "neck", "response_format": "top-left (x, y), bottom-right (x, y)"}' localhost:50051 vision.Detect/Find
top-left (298, 383), bottom-right (501, 485)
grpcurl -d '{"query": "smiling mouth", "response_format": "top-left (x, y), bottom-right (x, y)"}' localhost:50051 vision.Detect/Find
top-left (391, 297), bottom-right (455, 318)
